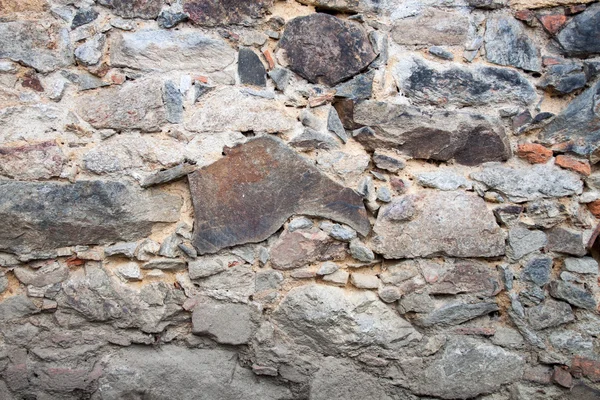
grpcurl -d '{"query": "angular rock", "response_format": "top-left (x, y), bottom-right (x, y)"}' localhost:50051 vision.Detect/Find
top-left (255, 270), bottom-right (283, 291)
top-left (508, 226), bottom-right (547, 260)
top-left (372, 150), bottom-right (404, 172)
top-left (140, 164), bottom-right (196, 188)
top-left (194, 264), bottom-right (255, 302)
top-left (429, 261), bottom-right (501, 296)
top-left (414, 302), bottom-right (499, 327)
top-left (484, 15), bottom-right (541, 72)
top-left (13, 260), bottom-right (69, 287)
top-left (278, 13), bottom-right (376, 86)
top-left (268, 67), bottom-right (292, 91)
top-left (538, 63), bottom-right (587, 95)
top-left (564, 257), bottom-right (598, 274)
top-left (317, 261), bottom-right (339, 276)
top-left (523, 256), bottom-right (553, 286)
top-left (271, 227), bottom-right (347, 270)
top-left (510, 0), bottom-right (595, 10)
top-left (111, 29), bottom-right (235, 72)
top-left (556, 4), bottom-right (600, 57)
top-left (353, 101), bottom-right (510, 166)
top-left (350, 273), bottom-right (379, 289)
top-left (183, 0), bottom-right (272, 26)
top-left (238, 48), bottom-right (266, 87)
top-left (396, 56), bottom-right (536, 107)
top-left (0, 295), bottom-right (40, 321)
top-left (373, 191), bottom-right (505, 259)
top-left (429, 46), bottom-right (454, 60)
top-left (116, 262), bottom-right (142, 281)
top-left (538, 80), bottom-right (600, 158)
top-left (0, 141), bottom-right (66, 180)
top-left (0, 21), bottom-right (72, 73)
top-left (0, 180), bottom-right (181, 254)
top-left (187, 255), bottom-right (234, 280)
top-left (76, 79), bottom-right (166, 132)
top-left (273, 284), bottom-right (421, 354)
top-left (322, 269), bottom-right (349, 285)
top-left (349, 239), bottom-right (375, 262)
top-left (290, 128), bottom-right (339, 151)
top-left (97, 0), bottom-right (162, 19)
top-left (186, 87), bottom-right (295, 133)
top-left (391, 9), bottom-right (468, 46)
top-left (516, 143), bottom-right (553, 164)
top-left (416, 170), bottom-right (471, 191)
top-left (333, 71), bottom-right (374, 100)
top-left (192, 297), bottom-right (260, 345)
top-left (549, 281), bottom-right (597, 310)
top-left (327, 107), bottom-right (348, 143)
top-left (163, 81), bottom-right (183, 124)
top-left (71, 7), bottom-right (99, 29)
top-left (142, 258), bottom-right (186, 270)
top-left (471, 163), bottom-right (583, 203)
top-left (189, 137), bottom-right (369, 255)
top-left (157, 8), bottom-right (188, 29)
top-left (547, 226), bottom-right (586, 256)
top-left (74, 34), bottom-right (105, 66)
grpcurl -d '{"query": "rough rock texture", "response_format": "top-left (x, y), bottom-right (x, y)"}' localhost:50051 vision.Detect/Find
top-left (98, 0), bottom-right (162, 19)
top-left (391, 9), bottom-right (468, 46)
top-left (183, 0), bottom-right (273, 26)
top-left (484, 15), bottom-right (542, 72)
top-left (556, 4), bottom-right (600, 57)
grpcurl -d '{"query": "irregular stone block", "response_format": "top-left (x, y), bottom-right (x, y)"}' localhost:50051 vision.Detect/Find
top-left (508, 226), bottom-right (546, 260)
top-left (522, 256), bottom-right (552, 286)
top-left (538, 63), bottom-right (587, 95)
top-left (510, 0), bottom-right (595, 10)
top-left (547, 226), bottom-right (586, 256)
top-left (270, 227), bottom-right (347, 270)
top-left (0, 295), bottom-right (40, 322)
top-left (413, 302), bottom-right (500, 327)
top-left (550, 281), bottom-right (597, 310)
top-left (556, 4), bottom-right (600, 57)
top-left (13, 260), bottom-right (69, 287)
top-left (97, 0), bottom-right (162, 19)
top-left (353, 101), bottom-right (510, 166)
top-left (471, 163), bottom-right (583, 203)
top-left (111, 29), bottom-right (235, 72)
top-left (527, 299), bottom-right (575, 330)
top-left (0, 141), bottom-right (66, 180)
top-left (183, 0), bottom-right (272, 26)
top-left (0, 180), bottom-right (182, 254)
top-left (0, 21), bottom-right (72, 73)
top-left (192, 297), bottom-right (260, 345)
top-left (188, 136), bottom-right (370, 255)
top-left (238, 48), bottom-right (266, 87)
top-left (564, 257), bottom-right (598, 274)
top-left (0, 104), bottom-right (65, 143)
top-left (279, 13), bottom-right (376, 86)
top-left (484, 15), bottom-right (541, 72)
top-left (416, 171), bottom-right (471, 191)
top-left (429, 261), bottom-right (501, 296)
top-left (372, 191), bottom-right (505, 259)
top-left (71, 7), bottom-right (99, 29)
top-left (391, 9), bottom-right (468, 46)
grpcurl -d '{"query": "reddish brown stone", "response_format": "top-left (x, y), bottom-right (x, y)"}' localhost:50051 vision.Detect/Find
top-left (270, 227), bottom-right (347, 270)
top-left (571, 357), bottom-right (600, 382)
top-left (515, 10), bottom-right (535, 22)
top-left (552, 366), bottom-right (573, 388)
top-left (566, 4), bottom-right (587, 15)
top-left (183, 0), bottom-right (272, 26)
top-left (516, 143), bottom-right (553, 164)
top-left (555, 154), bottom-right (591, 176)
top-left (588, 200), bottom-right (600, 218)
top-left (429, 260), bottom-right (501, 296)
top-left (21, 71), bottom-right (43, 92)
top-left (543, 56), bottom-right (564, 67)
top-left (188, 136), bottom-right (370, 255)
top-left (538, 14), bottom-right (567, 35)
top-left (262, 48), bottom-right (275, 70)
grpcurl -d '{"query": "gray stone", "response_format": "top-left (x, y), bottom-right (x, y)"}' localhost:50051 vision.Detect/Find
top-left (188, 255), bottom-right (239, 279)
top-left (116, 262), bottom-right (142, 281)
top-left (353, 101), bottom-right (510, 166)
top-left (110, 29), bottom-right (235, 72)
top-left (71, 7), bottom-right (99, 29)
top-left (398, 292), bottom-right (435, 314)
top-left (508, 226), bottom-right (547, 260)
top-left (192, 297), bottom-right (260, 345)
top-left (105, 242), bottom-right (138, 258)
top-left (157, 8), bottom-right (188, 29)
top-left (95, 346), bottom-right (292, 400)
top-left (413, 302), bottom-right (499, 327)
top-left (556, 4), bottom-right (600, 57)
top-left (471, 163), bottom-right (583, 203)
top-left (491, 327), bottom-right (525, 349)
top-left (547, 226), bottom-right (586, 256)
top-left (268, 67), bottom-right (292, 91)
top-left (255, 270), bottom-right (284, 292)
top-left (377, 286), bottom-right (402, 303)
top-left (271, 227), bottom-right (347, 270)
top-left (0, 271), bottom-right (7, 294)
top-left (0, 295), bottom-right (40, 322)
top-left (74, 34), bottom-right (105, 66)
top-left (288, 217), bottom-right (313, 232)
top-left (279, 13), bottom-right (376, 86)
top-left (391, 9), bottom-right (468, 46)
top-left (468, 0), bottom-right (507, 8)
top-left (183, 0), bottom-right (272, 26)
top-left (163, 81), bottom-right (184, 124)
top-left (373, 191), bottom-right (505, 259)
top-left (194, 264), bottom-right (255, 302)
top-left (429, 46), bottom-right (454, 60)
top-left (538, 80), bottom-right (600, 158)
top-left (538, 63), bottom-right (587, 95)
top-left (525, 199), bottom-right (568, 229)
top-left (140, 164), bottom-right (196, 188)
top-left (13, 260), bottom-right (69, 287)
top-left (329, 224), bottom-right (357, 242)
top-left (158, 234), bottom-right (182, 258)
top-left (0, 141), bottom-right (67, 181)
top-left (429, 260), bottom-right (501, 296)
top-left (189, 137), bottom-right (369, 255)
top-left (564, 257), bottom-right (598, 274)
top-left (549, 330), bottom-right (593, 353)
top-left (522, 256), bottom-right (553, 286)
top-left (273, 284), bottom-right (421, 354)
top-left (372, 150), bottom-right (405, 172)
top-left (0, 181), bottom-right (181, 254)
top-left (317, 261), bottom-right (339, 276)
top-left (526, 299), bottom-right (575, 330)
top-left (333, 71), bottom-right (374, 100)
top-left (416, 170), bottom-right (471, 191)
top-left (349, 239), bottom-right (375, 263)
top-left (322, 269), bottom-right (349, 285)
top-left (142, 258), bottom-right (186, 270)
top-left (97, 0), bottom-right (162, 19)
top-left (350, 273), bottom-right (379, 289)
top-left (327, 106), bottom-right (348, 143)
top-left (549, 281), bottom-right (597, 310)
top-left (238, 48), bottom-right (266, 87)
top-left (290, 128), bottom-right (339, 151)
top-left (0, 21), bottom-right (72, 73)
top-left (484, 15), bottom-right (541, 72)
top-left (376, 187), bottom-right (391, 202)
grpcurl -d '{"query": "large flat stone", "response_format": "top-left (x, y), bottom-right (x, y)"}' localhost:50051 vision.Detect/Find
top-left (110, 29), bottom-right (235, 72)
top-left (538, 80), bottom-right (600, 159)
top-left (391, 8), bottom-right (468, 46)
top-left (0, 105), bottom-right (65, 143)
top-left (0, 181), bottom-right (182, 254)
top-left (372, 190), bottom-right (505, 258)
top-left (353, 101), bottom-right (510, 166)
top-left (484, 15), bottom-right (541, 72)
top-left (183, 0), bottom-right (272, 26)
top-left (97, 0), bottom-right (162, 19)
top-left (278, 13), bottom-right (376, 86)
top-left (556, 3), bottom-right (600, 57)
top-left (189, 136), bottom-right (370, 255)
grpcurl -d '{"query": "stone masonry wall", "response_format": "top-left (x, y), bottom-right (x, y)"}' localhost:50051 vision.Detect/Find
top-left (0, 0), bottom-right (600, 399)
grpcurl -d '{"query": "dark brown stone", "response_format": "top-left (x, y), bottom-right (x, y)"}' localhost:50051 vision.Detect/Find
top-left (429, 261), bottom-right (501, 296)
top-left (278, 13), bottom-right (377, 86)
top-left (188, 136), bottom-right (370, 255)
top-left (97, 0), bottom-right (163, 19)
top-left (183, 0), bottom-right (272, 26)
top-left (552, 366), bottom-right (573, 388)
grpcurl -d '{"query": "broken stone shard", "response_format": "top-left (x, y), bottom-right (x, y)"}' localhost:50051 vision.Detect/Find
top-left (484, 15), bottom-right (541, 72)
top-left (278, 13), bottom-right (377, 86)
top-left (556, 3), bottom-right (600, 57)
top-left (0, 180), bottom-right (182, 254)
top-left (238, 48), bottom-right (266, 87)
top-left (189, 136), bottom-right (369, 254)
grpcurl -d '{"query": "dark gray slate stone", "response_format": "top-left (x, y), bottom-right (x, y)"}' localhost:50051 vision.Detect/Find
top-left (157, 9), bottom-right (188, 28)
top-left (547, 226), bottom-right (586, 256)
top-left (268, 67), bottom-right (292, 91)
top-left (97, 0), bottom-right (163, 19)
top-left (549, 281), bottom-right (597, 310)
top-left (188, 136), bottom-right (370, 255)
top-left (413, 302), bottom-right (500, 327)
top-left (484, 15), bottom-right (541, 72)
top-left (526, 299), bottom-right (574, 330)
top-left (538, 80), bottom-right (600, 158)
top-left (238, 48), bottom-right (266, 87)
top-left (353, 101), bottom-right (510, 166)
top-left (538, 63), bottom-right (587, 95)
top-left (333, 71), bottom-right (374, 100)
top-left (522, 256), bottom-right (552, 286)
top-left (279, 13), bottom-right (376, 86)
top-left (556, 3), bottom-right (600, 57)
top-left (163, 80), bottom-right (184, 124)
top-left (71, 7), bottom-right (99, 29)
top-left (290, 128), bottom-right (339, 150)
top-left (327, 106), bottom-right (348, 143)
top-left (0, 181), bottom-right (182, 254)
top-left (429, 46), bottom-right (454, 60)
top-left (183, 0), bottom-right (272, 26)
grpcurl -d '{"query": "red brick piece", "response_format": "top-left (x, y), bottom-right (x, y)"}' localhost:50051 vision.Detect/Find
top-left (587, 200), bottom-right (600, 219)
top-left (538, 14), bottom-right (567, 35)
top-left (555, 155), bottom-right (591, 176)
top-left (516, 143), bottom-right (553, 164)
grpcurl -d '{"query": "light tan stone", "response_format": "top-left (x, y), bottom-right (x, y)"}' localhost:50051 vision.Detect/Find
top-left (510, 0), bottom-right (595, 10)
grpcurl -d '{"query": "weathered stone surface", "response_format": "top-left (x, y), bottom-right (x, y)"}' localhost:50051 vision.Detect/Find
top-left (353, 101), bottom-right (510, 166)
top-left (95, 346), bottom-right (292, 399)
top-left (484, 15), bottom-right (541, 72)
top-left (188, 137), bottom-right (369, 255)
top-left (97, 0), bottom-right (162, 19)
top-left (238, 48), bottom-right (266, 87)
top-left (350, 273), bottom-right (379, 289)
top-left (538, 80), bottom-right (600, 158)
top-left (527, 299), bottom-right (574, 330)
top-left (278, 13), bottom-right (376, 86)
top-left (75, 34), bottom-right (105, 66)
top-left (14, 260), bottom-right (69, 287)
top-left (396, 57), bottom-right (536, 107)
top-left (549, 281), bottom-right (597, 310)
top-left (194, 264), bottom-right (255, 302)
top-left (406, 337), bottom-right (525, 399)
top-left (0, 141), bottom-right (66, 180)
top-left (111, 29), bottom-right (235, 72)
top-left (373, 191), bottom-right (505, 258)
top-left (270, 227), bottom-right (347, 270)
top-left (333, 71), bottom-right (374, 100)
top-left (0, 295), bottom-right (40, 321)
top-left (0, 21), bottom-right (71, 73)
top-left (510, 0), bottom-right (595, 10)
top-left (186, 87), bottom-right (295, 133)
top-left (0, 180), bottom-right (181, 254)
top-left (140, 164), bottom-right (195, 188)
top-left (538, 63), bottom-right (587, 95)
top-left (547, 226), bottom-right (586, 256)
top-left (71, 7), bottom-right (99, 29)
top-left (471, 163), bottom-right (583, 203)
top-left (416, 170), bottom-right (471, 191)
top-left (273, 284), bottom-right (421, 354)
top-left (76, 79), bottom-right (166, 132)
top-left (429, 261), bottom-right (500, 296)
top-left (192, 297), bottom-right (260, 345)
top-left (290, 128), bottom-right (339, 151)
top-left (391, 9), bottom-right (468, 46)
top-left (0, 104), bottom-right (65, 143)
top-left (413, 302), bottom-right (499, 327)
top-left (556, 4), bottom-right (600, 57)
top-left (163, 80), bottom-right (183, 124)
top-left (523, 256), bottom-right (552, 286)
top-left (157, 7), bottom-right (188, 28)
top-left (564, 257), bottom-right (598, 274)
top-left (183, 0), bottom-right (272, 26)
top-left (317, 261), bottom-right (339, 276)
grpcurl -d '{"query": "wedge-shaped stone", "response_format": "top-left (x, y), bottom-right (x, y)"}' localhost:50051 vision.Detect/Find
top-left (353, 101), bottom-right (510, 166)
top-left (372, 191), bottom-right (505, 258)
top-left (183, 0), bottom-right (272, 26)
top-left (110, 29), bottom-right (235, 72)
top-left (279, 13), bottom-right (376, 86)
top-left (0, 181), bottom-right (182, 254)
top-left (556, 3), bottom-right (600, 57)
top-left (189, 136), bottom-right (369, 254)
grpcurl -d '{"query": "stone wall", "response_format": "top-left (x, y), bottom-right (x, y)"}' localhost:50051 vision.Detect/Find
top-left (0, 0), bottom-right (599, 399)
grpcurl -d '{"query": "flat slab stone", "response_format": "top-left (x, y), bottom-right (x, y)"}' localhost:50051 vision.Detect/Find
top-left (0, 181), bottom-right (182, 254)
top-left (556, 3), bottom-right (600, 57)
top-left (189, 136), bottom-right (369, 255)
top-left (278, 13), bottom-right (376, 86)
top-left (391, 8), bottom-right (468, 46)
top-left (97, 0), bottom-right (162, 19)
top-left (183, 0), bottom-right (272, 26)
top-left (372, 190), bottom-right (505, 258)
